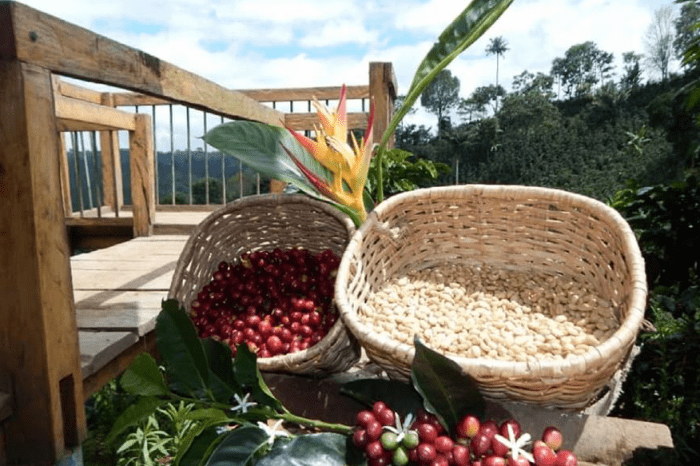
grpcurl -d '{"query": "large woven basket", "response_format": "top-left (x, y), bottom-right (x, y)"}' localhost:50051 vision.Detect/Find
top-left (335, 185), bottom-right (647, 409)
top-left (169, 193), bottom-right (361, 375)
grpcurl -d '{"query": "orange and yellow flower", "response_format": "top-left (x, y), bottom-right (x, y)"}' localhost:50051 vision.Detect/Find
top-left (283, 85), bottom-right (374, 222)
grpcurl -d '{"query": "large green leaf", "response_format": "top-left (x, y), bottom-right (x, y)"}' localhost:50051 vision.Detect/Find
top-left (120, 353), bottom-right (169, 397)
top-left (256, 433), bottom-right (363, 466)
top-left (178, 426), bottom-right (228, 466)
top-left (105, 396), bottom-right (166, 444)
top-left (203, 121), bottom-right (332, 197)
top-left (156, 299), bottom-right (210, 399)
top-left (375, 0), bottom-right (513, 203)
top-left (175, 410), bottom-right (231, 466)
top-left (411, 337), bottom-right (485, 434)
top-left (379, 0), bottom-right (513, 151)
top-left (202, 338), bottom-right (241, 403)
top-left (205, 426), bottom-right (270, 466)
top-left (340, 378), bottom-right (423, 420)
top-left (232, 344), bottom-right (285, 412)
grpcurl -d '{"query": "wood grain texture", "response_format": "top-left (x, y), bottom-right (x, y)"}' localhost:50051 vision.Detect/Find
top-left (7, 2), bottom-right (284, 125)
top-left (130, 113), bottom-right (155, 236)
top-left (0, 59), bottom-right (86, 463)
top-left (369, 62), bottom-right (397, 148)
top-left (79, 331), bottom-right (139, 379)
top-left (285, 112), bottom-right (368, 132)
top-left (99, 93), bottom-right (124, 213)
top-left (240, 85), bottom-right (370, 102)
top-left (55, 94), bottom-right (136, 131)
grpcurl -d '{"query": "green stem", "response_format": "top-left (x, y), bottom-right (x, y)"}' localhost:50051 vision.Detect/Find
top-left (274, 412), bottom-right (354, 435)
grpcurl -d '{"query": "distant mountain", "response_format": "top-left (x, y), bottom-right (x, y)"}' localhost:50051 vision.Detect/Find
top-left (66, 149), bottom-right (265, 211)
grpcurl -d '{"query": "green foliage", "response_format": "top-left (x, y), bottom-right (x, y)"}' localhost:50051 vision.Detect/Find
top-left (610, 169), bottom-right (700, 465)
top-left (365, 148), bottom-right (450, 199)
top-left (102, 299), bottom-right (486, 465)
top-left (420, 69), bottom-right (461, 127)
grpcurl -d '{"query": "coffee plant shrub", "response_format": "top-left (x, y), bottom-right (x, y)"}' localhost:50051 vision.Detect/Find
top-left (610, 170), bottom-right (700, 465)
top-left (365, 148), bottom-right (450, 200)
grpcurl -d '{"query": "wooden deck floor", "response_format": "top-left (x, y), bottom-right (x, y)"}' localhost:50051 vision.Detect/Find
top-left (72, 233), bottom-right (192, 397)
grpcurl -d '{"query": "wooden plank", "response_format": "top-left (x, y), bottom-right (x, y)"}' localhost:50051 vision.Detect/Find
top-left (6, 2), bottom-right (284, 126)
top-left (54, 77), bottom-right (102, 104)
top-left (71, 266), bottom-right (177, 291)
top-left (57, 132), bottom-right (73, 216)
top-left (241, 85), bottom-right (369, 102)
top-left (75, 290), bottom-right (164, 335)
top-left (81, 331), bottom-right (157, 400)
top-left (285, 112), bottom-right (368, 131)
top-left (100, 93), bottom-right (124, 213)
top-left (55, 94), bottom-right (137, 131)
top-left (79, 331), bottom-right (139, 379)
top-left (130, 113), bottom-right (155, 236)
top-left (111, 91), bottom-right (171, 107)
top-left (65, 216), bottom-right (132, 228)
top-left (0, 60), bottom-right (86, 463)
top-left (369, 62), bottom-right (397, 148)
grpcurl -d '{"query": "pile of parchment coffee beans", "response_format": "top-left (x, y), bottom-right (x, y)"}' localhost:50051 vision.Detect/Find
top-left (363, 264), bottom-right (619, 362)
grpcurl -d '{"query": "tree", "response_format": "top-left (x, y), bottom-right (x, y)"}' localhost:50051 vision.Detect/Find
top-left (674, 1), bottom-right (700, 65)
top-left (620, 51), bottom-right (643, 89)
top-left (457, 97), bottom-right (486, 123)
top-left (550, 42), bottom-right (614, 98)
top-left (644, 6), bottom-right (676, 81)
top-left (485, 36), bottom-right (509, 110)
top-left (470, 84), bottom-right (507, 114)
top-left (511, 70), bottom-right (554, 98)
top-left (420, 69), bottom-right (460, 130)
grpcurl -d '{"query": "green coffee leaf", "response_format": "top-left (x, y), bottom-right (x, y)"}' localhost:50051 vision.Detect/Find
top-left (411, 337), bottom-right (485, 434)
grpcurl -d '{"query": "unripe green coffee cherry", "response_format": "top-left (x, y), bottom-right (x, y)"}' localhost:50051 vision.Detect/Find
top-left (392, 446), bottom-right (409, 466)
top-left (401, 430), bottom-right (420, 449)
top-left (380, 431), bottom-right (399, 451)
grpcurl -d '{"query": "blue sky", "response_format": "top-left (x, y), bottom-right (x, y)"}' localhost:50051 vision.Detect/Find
top-left (21, 0), bottom-right (680, 143)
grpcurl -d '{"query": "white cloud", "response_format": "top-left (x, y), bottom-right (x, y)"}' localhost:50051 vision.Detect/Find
top-left (20, 0), bottom-right (681, 135)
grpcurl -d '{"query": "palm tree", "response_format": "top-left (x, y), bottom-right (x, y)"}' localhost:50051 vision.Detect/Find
top-left (485, 36), bottom-right (509, 111)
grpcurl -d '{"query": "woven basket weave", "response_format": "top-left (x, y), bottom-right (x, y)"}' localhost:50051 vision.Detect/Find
top-left (169, 193), bottom-right (361, 376)
top-left (335, 185), bottom-right (647, 409)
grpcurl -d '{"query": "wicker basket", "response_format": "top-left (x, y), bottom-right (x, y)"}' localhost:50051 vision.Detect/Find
top-left (169, 193), bottom-right (361, 376)
top-left (335, 185), bottom-right (647, 409)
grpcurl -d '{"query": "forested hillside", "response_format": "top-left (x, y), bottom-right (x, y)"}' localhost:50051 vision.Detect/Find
top-left (397, 68), bottom-right (699, 202)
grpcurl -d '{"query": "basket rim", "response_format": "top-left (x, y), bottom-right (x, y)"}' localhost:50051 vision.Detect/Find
top-left (335, 184), bottom-right (648, 379)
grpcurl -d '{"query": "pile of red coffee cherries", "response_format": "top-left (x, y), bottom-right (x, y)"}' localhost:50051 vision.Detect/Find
top-left (352, 402), bottom-right (578, 466)
top-left (188, 247), bottom-right (341, 357)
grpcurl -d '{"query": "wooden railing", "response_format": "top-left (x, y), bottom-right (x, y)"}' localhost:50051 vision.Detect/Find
top-left (0, 1), bottom-right (395, 464)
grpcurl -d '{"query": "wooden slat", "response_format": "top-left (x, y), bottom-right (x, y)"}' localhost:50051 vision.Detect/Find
top-left (99, 93), bottom-right (124, 213)
top-left (55, 94), bottom-right (136, 131)
top-left (57, 132), bottom-right (73, 216)
top-left (54, 77), bottom-right (102, 104)
top-left (6, 2), bottom-right (284, 126)
top-left (75, 290), bottom-right (164, 335)
top-left (79, 331), bottom-right (139, 379)
top-left (81, 331), bottom-right (157, 400)
top-left (285, 112), bottom-right (368, 131)
top-left (241, 85), bottom-right (369, 102)
top-left (130, 113), bottom-right (155, 236)
top-left (0, 59), bottom-right (86, 463)
top-left (111, 92), bottom-right (171, 107)
top-left (369, 62), bottom-right (397, 148)
top-left (65, 217), bottom-right (132, 228)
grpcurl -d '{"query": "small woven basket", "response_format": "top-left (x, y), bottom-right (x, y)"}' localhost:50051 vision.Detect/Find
top-left (169, 193), bottom-right (361, 376)
top-left (336, 185), bottom-right (647, 409)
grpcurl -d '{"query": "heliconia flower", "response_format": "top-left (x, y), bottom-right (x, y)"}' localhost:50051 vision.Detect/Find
top-left (284, 84), bottom-right (375, 222)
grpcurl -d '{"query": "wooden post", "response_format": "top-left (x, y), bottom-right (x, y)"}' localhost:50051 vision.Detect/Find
top-left (130, 113), bottom-right (155, 236)
top-left (100, 93), bottom-right (124, 215)
top-left (57, 132), bottom-right (74, 217)
top-left (0, 60), bottom-right (87, 464)
top-left (369, 62), bottom-right (397, 149)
